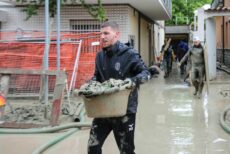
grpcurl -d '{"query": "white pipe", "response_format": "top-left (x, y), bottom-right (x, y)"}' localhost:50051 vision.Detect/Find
top-left (56, 0), bottom-right (61, 70)
top-left (69, 40), bottom-right (82, 94)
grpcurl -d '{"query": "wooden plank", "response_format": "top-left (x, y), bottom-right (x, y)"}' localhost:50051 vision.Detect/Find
top-left (39, 74), bottom-right (47, 105)
top-left (161, 38), bottom-right (172, 61)
top-left (0, 68), bottom-right (65, 76)
top-left (0, 75), bottom-right (10, 119)
top-left (163, 38), bottom-right (172, 52)
top-left (204, 44), bottom-right (210, 94)
top-left (0, 75), bottom-right (10, 96)
top-left (50, 71), bottom-right (67, 126)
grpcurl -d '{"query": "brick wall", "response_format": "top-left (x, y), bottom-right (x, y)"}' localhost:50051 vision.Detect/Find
top-left (224, 49), bottom-right (230, 67)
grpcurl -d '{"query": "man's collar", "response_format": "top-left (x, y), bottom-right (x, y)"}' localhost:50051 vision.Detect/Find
top-left (104, 41), bottom-right (120, 56)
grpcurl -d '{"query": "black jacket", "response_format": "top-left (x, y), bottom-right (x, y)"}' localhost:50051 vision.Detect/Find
top-left (93, 41), bottom-right (150, 113)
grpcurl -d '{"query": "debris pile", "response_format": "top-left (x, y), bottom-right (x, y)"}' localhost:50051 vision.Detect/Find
top-left (4, 105), bottom-right (49, 124)
top-left (220, 90), bottom-right (230, 97)
top-left (74, 78), bottom-right (134, 98)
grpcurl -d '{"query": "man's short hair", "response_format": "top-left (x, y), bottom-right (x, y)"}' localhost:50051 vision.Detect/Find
top-left (101, 21), bottom-right (119, 31)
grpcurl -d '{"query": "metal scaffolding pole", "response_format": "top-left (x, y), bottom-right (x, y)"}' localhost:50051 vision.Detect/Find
top-left (42, 0), bottom-right (50, 108)
top-left (56, 0), bottom-right (61, 71)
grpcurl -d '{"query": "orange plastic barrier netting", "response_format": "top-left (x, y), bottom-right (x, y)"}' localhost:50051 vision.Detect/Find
top-left (0, 95), bottom-right (6, 106)
top-left (0, 32), bottom-right (101, 93)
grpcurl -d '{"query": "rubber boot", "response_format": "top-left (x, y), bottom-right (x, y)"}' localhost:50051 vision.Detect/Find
top-left (192, 81), bottom-right (198, 95)
top-left (197, 82), bottom-right (204, 99)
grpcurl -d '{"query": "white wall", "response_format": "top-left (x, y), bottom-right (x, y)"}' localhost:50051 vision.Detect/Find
top-left (154, 21), bottom-right (165, 56)
top-left (1, 5), bottom-right (130, 43)
top-left (206, 18), bottom-right (216, 80)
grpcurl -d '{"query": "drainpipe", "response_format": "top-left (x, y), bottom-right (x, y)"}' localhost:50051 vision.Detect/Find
top-left (222, 0), bottom-right (225, 64)
top-left (138, 13), bottom-right (141, 53)
top-left (56, 0), bottom-right (61, 71)
top-left (222, 17), bottom-right (225, 64)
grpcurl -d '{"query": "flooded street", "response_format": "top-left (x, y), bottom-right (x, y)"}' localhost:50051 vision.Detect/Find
top-left (0, 67), bottom-right (230, 154)
top-left (136, 68), bottom-right (230, 154)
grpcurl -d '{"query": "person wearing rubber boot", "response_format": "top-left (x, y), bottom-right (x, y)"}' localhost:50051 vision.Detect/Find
top-left (178, 36), bottom-right (205, 98)
top-left (87, 21), bottom-right (150, 154)
top-left (160, 40), bottom-right (173, 78)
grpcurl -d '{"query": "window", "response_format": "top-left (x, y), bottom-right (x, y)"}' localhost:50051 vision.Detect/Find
top-left (69, 20), bottom-right (101, 53)
top-left (70, 20), bottom-right (101, 33)
top-left (128, 35), bottom-right (135, 49)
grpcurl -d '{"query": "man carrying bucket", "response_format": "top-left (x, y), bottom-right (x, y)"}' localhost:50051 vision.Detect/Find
top-left (87, 21), bottom-right (150, 154)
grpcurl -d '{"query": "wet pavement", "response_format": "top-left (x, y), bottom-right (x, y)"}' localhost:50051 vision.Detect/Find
top-left (136, 68), bottom-right (230, 154)
top-left (0, 67), bottom-right (230, 154)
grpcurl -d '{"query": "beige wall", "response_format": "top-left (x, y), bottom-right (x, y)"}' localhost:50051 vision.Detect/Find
top-left (225, 0), bottom-right (230, 7)
top-left (215, 16), bottom-right (230, 49)
top-left (224, 0), bottom-right (230, 48)
top-left (140, 18), bottom-right (150, 66)
top-left (216, 17), bottom-right (230, 49)
top-left (215, 17), bottom-right (222, 49)
top-left (206, 0), bottom-right (230, 51)
top-left (127, 7), bottom-right (152, 66)
top-left (227, 22), bottom-right (230, 48)
top-left (128, 7), bottom-right (139, 50)
top-left (224, 16), bottom-right (230, 49)
top-left (224, 16), bottom-right (230, 48)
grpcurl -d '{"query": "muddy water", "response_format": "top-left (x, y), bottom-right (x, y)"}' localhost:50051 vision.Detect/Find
top-left (0, 68), bottom-right (230, 154)
top-left (136, 69), bottom-right (230, 154)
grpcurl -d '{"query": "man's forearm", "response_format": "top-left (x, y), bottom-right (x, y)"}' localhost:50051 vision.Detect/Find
top-left (132, 70), bottom-right (150, 84)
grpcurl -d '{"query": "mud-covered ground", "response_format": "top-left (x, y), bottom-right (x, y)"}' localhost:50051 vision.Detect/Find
top-left (1, 96), bottom-right (84, 126)
top-left (1, 65), bottom-right (230, 154)
top-left (1, 78), bottom-right (131, 126)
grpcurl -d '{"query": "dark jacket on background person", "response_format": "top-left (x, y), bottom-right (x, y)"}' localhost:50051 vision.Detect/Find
top-left (176, 41), bottom-right (188, 61)
top-left (93, 41), bottom-right (150, 113)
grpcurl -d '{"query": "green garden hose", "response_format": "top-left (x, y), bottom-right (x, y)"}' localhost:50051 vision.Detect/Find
top-left (220, 105), bottom-right (230, 134)
top-left (32, 128), bottom-right (79, 154)
top-left (0, 122), bottom-right (91, 134)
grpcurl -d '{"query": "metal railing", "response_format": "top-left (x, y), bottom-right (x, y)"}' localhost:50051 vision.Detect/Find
top-left (211, 0), bottom-right (224, 9)
top-left (1, 0), bottom-right (80, 5)
top-left (162, 0), bottom-right (172, 17)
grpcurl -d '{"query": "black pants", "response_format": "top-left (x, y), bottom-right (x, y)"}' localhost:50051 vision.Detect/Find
top-left (163, 58), bottom-right (172, 77)
top-left (87, 114), bottom-right (136, 154)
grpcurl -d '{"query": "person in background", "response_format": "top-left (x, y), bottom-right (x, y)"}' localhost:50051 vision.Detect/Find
top-left (87, 21), bottom-right (150, 154)
top-left (161, 39), bottom-right (173, 78)
top-left (178, 36), bottom-right (205, 98)
top-left (176, 40), bottom-right (189, 75)
top-left (148, 64), bottom-right (161, 78)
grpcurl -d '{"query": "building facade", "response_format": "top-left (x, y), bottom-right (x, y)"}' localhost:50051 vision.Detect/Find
top-left (211, 0), bottom-right (230, 67)
top-left (193, 0), bottom-right (230, 80)
top-left (0, 0), bottom-right (172, 66)
top-left (0, 1), bottom-right (171, 88)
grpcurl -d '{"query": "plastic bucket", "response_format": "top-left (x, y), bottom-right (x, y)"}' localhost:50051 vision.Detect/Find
top-left (83, 89), bottom-right (131, 118)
